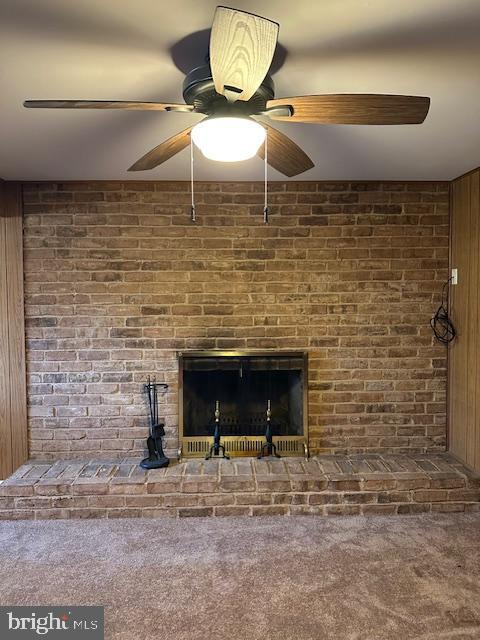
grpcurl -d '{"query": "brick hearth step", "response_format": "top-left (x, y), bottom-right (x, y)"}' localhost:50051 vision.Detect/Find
top-left (0, 453), bottom-right (479, 520)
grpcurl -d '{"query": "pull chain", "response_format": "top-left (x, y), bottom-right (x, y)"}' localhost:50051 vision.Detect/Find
top-left (263, 128), bottom-right (269, 224)
top-left (190, 136), bottom-right (196, 223)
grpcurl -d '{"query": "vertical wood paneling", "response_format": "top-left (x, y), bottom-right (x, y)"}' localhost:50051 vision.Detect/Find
top-left (0, 182), bottom-right (27, 479)
top-left (457, 176), bottom-right (469, 464)
top-left (5, 184), bottom-right (27, 471)
top-left (449, 168), bottom-right (480, 472)
top-left (0, 192), bottom-right (13, 478)
top-left (448, 182), bottom-right (458, 454)
top-left (468, 174), bottom-right (479, 470)
top-left (473, 172), bottom-right (480, 471)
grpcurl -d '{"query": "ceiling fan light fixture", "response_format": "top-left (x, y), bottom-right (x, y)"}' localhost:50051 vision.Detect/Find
top-left (191, 117), bottom-right (266, 162)
top-left (23, 7), bottom-right (431, 176)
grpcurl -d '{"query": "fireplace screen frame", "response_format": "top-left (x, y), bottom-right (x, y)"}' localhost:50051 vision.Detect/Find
top-left (178, 350), bottom-right (308, 459)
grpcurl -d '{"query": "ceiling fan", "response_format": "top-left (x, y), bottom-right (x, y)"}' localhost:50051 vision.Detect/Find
top-left (24, 6), bottom-right (430, 177)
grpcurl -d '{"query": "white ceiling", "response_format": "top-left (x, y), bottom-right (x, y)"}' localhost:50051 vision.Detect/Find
top-left (1, 0), bottom-right (479, 181)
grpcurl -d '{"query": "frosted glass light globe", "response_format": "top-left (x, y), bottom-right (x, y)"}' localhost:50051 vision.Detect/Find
top-left (191, 117), bottom-right (266, 162)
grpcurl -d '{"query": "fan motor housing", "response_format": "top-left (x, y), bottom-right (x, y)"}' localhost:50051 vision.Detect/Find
top-left (182, 64), bottom-right (275, 116)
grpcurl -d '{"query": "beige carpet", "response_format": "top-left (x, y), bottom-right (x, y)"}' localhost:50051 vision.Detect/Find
top-left (0, 514), bottom-right (479, 639)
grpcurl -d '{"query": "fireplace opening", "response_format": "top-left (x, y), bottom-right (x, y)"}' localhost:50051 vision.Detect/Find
top-left (179, 351), bottom-right (308, 458)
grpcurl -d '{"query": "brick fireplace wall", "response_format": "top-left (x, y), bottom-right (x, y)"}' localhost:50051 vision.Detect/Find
top-left (22, 180), bottom-right (449, 460)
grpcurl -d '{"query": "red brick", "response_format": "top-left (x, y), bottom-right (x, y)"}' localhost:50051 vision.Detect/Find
top-left (177, 507), bottom-right (213, 517)
top-left (214, 506), bottom-right (251, 516)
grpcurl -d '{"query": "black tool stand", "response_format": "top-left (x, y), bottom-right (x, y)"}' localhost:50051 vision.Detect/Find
top-left (257, 421), bottom-right (281, 459)
top-left (141, 423), bottom-right (170, 470)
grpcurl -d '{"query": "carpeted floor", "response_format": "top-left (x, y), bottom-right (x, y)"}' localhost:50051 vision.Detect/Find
top-left (0, 515), bottom-right (479, 639)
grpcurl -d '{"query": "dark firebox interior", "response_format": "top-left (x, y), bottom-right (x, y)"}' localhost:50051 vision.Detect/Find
top-left (182, 355), bottom-right (304, 437)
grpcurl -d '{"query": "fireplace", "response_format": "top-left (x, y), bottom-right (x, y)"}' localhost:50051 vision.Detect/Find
top-left (178, 351), bottom-right (308, 458)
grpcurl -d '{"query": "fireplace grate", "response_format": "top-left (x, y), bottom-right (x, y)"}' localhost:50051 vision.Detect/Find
top-left (181, 436), bottom-right (307, 458)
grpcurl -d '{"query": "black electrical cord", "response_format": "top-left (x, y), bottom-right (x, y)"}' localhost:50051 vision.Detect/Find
top-left (430, 277), bottom-right (456, 344)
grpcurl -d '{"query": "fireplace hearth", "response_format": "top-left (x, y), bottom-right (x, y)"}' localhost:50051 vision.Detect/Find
top-left (178, 351), bottom-right (308, 458)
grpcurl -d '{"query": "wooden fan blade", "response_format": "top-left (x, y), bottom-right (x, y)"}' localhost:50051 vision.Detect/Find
top-left (257, 124), bottom-right (314, 177)
top-left (23, 100), bottom-right (194, 111)
top-left (265, 94), bottom-right (430, 124)
top-left (210, 6), bottom-right (279, 102)
top-left (128, 126), bottom-right (193, 171)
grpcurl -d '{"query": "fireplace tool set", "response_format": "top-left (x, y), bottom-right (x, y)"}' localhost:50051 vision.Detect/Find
top-left (140, 376), bottom-right (170, 470)
top-left (205, 399), bottom-right (280, 460)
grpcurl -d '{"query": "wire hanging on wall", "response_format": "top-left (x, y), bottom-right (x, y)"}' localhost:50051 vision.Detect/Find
top-left (430, 277), bottom-right (456, 344)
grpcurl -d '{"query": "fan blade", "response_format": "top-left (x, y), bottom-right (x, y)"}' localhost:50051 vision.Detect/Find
top-left (23, 100), bottom-right (193, 112)
top-left (128, 126), bottom-right (194, 171)
top-left (209, 6), bottom-right (279, 102)
top-left (257, 124), bottom-right (314, 177)
top-left (265, 94), bottom-right (430, 124)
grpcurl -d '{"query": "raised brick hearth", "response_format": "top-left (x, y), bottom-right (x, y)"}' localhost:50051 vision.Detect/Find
top-left (1, 453), bottom-right (478, 520)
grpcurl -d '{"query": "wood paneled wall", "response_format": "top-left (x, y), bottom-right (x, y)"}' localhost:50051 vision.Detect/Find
top-left (449, 168), bottom-right (480, 472)
top-left (0, 181), bottom-right (27, 479)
